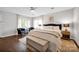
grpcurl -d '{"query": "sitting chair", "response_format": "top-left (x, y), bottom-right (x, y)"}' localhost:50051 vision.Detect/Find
top-left (29, 27), bottom-right (34, 31)
top-left (17, 28), bottom-right (26, 36)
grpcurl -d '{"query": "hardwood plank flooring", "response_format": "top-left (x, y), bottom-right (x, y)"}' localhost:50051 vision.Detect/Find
top-left (0, 35), bottom-right (26, 52)
top-left (61, 39), bottom-right (79, 52)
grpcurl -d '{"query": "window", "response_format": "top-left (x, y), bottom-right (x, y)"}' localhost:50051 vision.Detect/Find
top-left (34, 17), bottom-right (43, 29)
top-left (18, 15), bottom-right (31, 28)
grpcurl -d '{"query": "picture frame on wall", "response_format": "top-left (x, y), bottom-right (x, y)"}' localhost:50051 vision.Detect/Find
top-left (49, 16), bottom-right (54, 23)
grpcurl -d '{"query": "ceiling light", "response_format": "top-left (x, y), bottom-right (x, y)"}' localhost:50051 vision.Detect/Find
top-left (30, 7), bottom-right (36, 12)
top-left (31, 9), bottom-right (35, 12)
top-left (51, 7), bottom-right (54, 9)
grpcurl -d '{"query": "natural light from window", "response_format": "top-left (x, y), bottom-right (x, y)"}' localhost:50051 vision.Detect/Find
top-left (18, 15), bottom-right (31, 28)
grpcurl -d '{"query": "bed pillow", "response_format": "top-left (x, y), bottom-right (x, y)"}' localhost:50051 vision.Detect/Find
top-left (43, 26), bottom-right (60, 31)
top-left (43, 26), bottom-right (54, 29)
top-left (53, 26), bottom-right (60, 30)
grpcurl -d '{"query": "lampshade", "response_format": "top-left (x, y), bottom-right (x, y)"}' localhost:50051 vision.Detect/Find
top-left (63, 24), bottom-right (69, 27)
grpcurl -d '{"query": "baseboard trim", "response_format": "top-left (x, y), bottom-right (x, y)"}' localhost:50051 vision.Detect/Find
top-left (71, 39), bottom-right (79, 48)
top-left (0, 35), bottom-right (18, 38)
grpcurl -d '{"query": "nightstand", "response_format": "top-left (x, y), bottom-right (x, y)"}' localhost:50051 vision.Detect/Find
top-left (61, 30), bottom-right (70, 40)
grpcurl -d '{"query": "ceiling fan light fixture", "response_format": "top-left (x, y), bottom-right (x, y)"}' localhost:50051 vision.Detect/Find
top-left (51, 7), bottom-right (54, 9)
top-left (30, 7), bottom-right (36, 12)
top-left (31, 10), bottom-right (35, 12)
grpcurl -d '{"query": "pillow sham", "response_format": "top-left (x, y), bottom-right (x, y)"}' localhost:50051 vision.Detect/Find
top-left (53, 26), bottom-right (60, 30)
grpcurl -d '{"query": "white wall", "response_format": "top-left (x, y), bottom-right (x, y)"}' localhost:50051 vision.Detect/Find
top-left (30, 18), bottom-right (33, 27)
top-left (42, 9), bottom-right (73, 24)
top-left (0, 11), bottom-right (18, 37)
top-left (72, 8), bottom-right (79, 45)
top-left (51, 9), bottom-right (73, 24)
top-left (0, 13), bottom-right (3, 37)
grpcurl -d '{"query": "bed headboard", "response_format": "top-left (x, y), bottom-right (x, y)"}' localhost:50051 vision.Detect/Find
top-left (43, 24), bottom-right (62, 30)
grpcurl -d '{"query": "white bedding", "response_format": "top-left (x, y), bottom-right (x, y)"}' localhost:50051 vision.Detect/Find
top-left (27, 29), bottom-right (62, 52)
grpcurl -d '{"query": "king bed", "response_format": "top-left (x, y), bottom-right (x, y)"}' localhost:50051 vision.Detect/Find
top-left (26, 24), bottom-right (62, 52)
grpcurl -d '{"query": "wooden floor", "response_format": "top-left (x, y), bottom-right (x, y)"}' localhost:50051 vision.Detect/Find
top-left (61, 39), bottom-right (79, 52)
top-left (0, 35), bottom-right (26, 52)
top-left (0, 35), bottom-right (79, 52)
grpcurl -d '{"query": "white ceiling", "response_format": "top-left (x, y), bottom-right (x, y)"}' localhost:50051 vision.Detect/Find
top-left (0, 7), bottom-right (73, 17)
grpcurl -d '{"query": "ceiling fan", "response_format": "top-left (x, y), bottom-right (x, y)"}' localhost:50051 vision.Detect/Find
top-left (29, 7), bottom-right (54, 13)
top-left (30, 7), bottom-right (37, 12)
